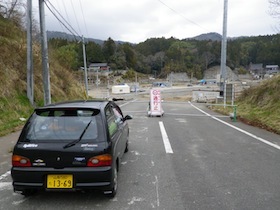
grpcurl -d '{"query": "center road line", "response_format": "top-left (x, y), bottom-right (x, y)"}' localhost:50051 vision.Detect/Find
top-left (189, 102), bottom-right (280, 151)
top-left (159, 121), bottom-right (173, 154)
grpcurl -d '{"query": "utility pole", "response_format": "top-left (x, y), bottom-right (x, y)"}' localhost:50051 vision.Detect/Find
top-left (27, 0), bottom-right (33, 105)
top-left (220, 0), bottom-right (228, 106)
top-left (82, 36), bottom-right (88, 97)
top-left (39, 0), bottom-right (51, 105)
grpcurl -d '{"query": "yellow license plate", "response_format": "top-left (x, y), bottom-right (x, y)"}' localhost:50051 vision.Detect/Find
top-left (47, 174), bottom-right (73, 189)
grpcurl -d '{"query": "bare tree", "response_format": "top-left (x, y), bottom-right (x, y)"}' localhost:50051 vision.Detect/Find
top-left (7, 0), bottom-right (19, 18)
top-left (269, 0), bottom-right (280, 17)
top-left (1, 0), bottom-right (20, 17)
top-left (0, 1), bottom-right (6, 17)
top-left (269, 0), bottom-right (280, 31)
top-left (0, 0), bottom-right (25, 25)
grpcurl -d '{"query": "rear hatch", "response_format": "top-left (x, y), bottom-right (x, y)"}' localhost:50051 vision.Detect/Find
top-left (13, 141), bottom-right (108, 168)
top-left (14, 107), bottom-right (108, 168)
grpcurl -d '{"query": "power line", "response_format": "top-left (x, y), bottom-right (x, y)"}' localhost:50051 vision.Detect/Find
top-left (70, 0), bottom-right (82, 35)
top-left (61, 0), bottom-right (70, 24)
top-left (156, 0), bottom-right (210, 33)
top-left (44, 0), bottom-right (82, 40)
top-left (54, 0), bottom-right (68, 34)
top-left (79, 0), bottom-right (89, 38)
top-left (45, 0), bottom-right (80, 37)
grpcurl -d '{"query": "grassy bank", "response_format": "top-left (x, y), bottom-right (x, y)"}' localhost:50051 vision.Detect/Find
top-left (0, 17), bottom-right (85, 136)
top-left (236, 74), bottom-right (280, 134)
top-left (212, 75), bottom-right (280, 134)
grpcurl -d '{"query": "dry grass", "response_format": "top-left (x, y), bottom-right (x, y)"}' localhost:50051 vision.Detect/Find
top-left (236, 75), bottom-right (280, 134)
top-left (212, 75), bottom-right (280, 134)
top-left (0, 18), bottom-right (84, 136)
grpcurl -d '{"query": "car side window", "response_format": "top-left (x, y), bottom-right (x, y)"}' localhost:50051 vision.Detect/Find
top-left (105, 106), bottom-right (118, 138)
top-left (113, 107), bottom-right (123, 124)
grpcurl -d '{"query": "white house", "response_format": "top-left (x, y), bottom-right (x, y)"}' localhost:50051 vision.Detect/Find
top-left (265, 65), bottom-right (279, 75)
top-left (88, 63), bottom-right (110, 72)
top-left (112, 84), bottom-right (130, 94)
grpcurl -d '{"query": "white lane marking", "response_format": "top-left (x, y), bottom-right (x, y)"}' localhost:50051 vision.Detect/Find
top-left (127, 197), bottom-right (144, 205)
top-left (0, 171), bottom-right (10, 181)
top-left (159, 121), bottom-right (173, 154)
top-left (153, 175), bottom-right (160, 207)
top-left (0, 182), bottom-right (12, 190)
top-left (119, 99), bottom-right (137, 107)
top-left (175, 118), bottom-right (187, 123)
top-left (189, 102), bottom-right (280, 150)
top-left (165, 113), bottom-right (229, 117)
top-left (12, 198), bottom-right (29, 205)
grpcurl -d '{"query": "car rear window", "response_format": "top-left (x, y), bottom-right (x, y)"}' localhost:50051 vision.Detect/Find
top-left (23, 108), bottom-right (104, 142)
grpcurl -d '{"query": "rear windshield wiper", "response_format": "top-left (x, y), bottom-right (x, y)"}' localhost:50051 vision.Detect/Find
top-left (63, 120), bottom-right (92, 149)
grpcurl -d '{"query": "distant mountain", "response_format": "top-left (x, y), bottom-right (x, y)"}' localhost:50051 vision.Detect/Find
top-left (189, 32), bottom-right (222, 41)
top-left (47, 31), bottom-right (242, 44)
top-left (46, 31), bottom-right (104, 45)
top-left (46, 31), bottom-right (128, 45)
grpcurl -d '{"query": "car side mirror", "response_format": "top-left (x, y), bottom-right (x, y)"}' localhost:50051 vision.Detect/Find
top-left (124, 115), bottom-right (133, 121)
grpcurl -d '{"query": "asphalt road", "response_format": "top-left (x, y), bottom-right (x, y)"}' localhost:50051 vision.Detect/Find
top-left (0, 90), bottom-right (280, 210)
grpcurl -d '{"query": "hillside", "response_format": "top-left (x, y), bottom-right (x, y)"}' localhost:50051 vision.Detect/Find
top-left (47, 31), bottom-right (104, 45)
top-left (47, 31), bottom-right (128, 45)
top-left (236, 74), bottom-right (280, 134)
top-left (210, 74), bottom-right (280, 134)
top-left (190, 32), bottom-right (222, 41)
top-left (0, 17), bottom-right (84, 136)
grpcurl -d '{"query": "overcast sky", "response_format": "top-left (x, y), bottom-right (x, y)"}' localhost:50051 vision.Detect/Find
top-left (33, 0), bottom-right (278, 43)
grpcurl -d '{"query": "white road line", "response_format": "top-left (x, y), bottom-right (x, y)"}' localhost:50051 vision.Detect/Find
top-left (119, 99), bottom-right (137, 107)
top-left (0, 182), bottom-right (12, 189)
top-left (0, 171), bottom-right (10, 181)
top-left (165, 113), bottom-right (229, 117)
top-left (154, 175), bottom-right (160, 207)
top-left (159, 121), bottom-right (173, 154)
top-left (189, 102), bottom-right (280, 150)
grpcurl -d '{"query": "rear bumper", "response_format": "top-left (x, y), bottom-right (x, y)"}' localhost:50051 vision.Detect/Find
top-left (11, 166), bottom-right (113, 192)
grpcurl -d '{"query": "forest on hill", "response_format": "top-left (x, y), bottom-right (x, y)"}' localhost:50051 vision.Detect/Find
top-left (48, 33), bottom-right (280, 80)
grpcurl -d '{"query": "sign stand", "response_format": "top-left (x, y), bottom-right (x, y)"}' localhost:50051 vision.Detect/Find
top-left (148, 89), bottom-right (164, 117)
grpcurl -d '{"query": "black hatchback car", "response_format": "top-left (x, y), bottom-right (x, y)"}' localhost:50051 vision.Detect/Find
top-left (11, 100), bottom-right (132, 197)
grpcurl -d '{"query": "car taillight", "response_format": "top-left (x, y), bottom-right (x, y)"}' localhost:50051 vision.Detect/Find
top-left (87, 154), bottom-right (112, 167)
top-left (12, 155), bottom-right (31, 167)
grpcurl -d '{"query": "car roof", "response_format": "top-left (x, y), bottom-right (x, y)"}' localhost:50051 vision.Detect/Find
top-left (35, 100), bottom-right (112, 110)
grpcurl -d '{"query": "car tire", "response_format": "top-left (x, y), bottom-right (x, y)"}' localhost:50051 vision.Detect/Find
top-left (104, 166), bottom-right (117, 198)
